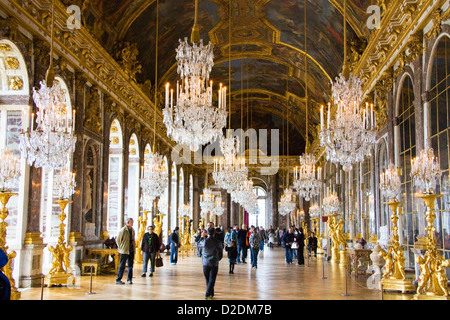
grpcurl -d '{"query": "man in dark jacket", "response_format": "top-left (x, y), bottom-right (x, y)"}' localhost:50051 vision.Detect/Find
top-left (237, 224), bottom-right (248, 263)
top-left (141, 225), bottom-right (160, 277)
top-left (169, 227), bottom-right (180, 265)
top-left (198, 227), bottom-right (223, 300)
top-left (282, 226), bottom-right (295, 264)
top-left (0, 249), bottom-right (10, 300)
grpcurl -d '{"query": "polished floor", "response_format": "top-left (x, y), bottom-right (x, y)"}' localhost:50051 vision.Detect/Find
top-left (19, 246), bottom-right (412, 300)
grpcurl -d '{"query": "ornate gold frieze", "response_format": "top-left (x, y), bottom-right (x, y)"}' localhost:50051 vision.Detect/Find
top-left (9, 76), bottom-right (23, 90)
top-left (4, 56), bottom-right (19, 69)
top-left (0, 43), bottom-right (12, 51)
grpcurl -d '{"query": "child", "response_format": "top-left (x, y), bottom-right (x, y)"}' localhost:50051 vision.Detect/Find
top-left (227, 240), bottom-right (238, 274)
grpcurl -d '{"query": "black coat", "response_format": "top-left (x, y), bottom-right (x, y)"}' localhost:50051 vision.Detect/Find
top-left (198, 236), bottom-right (223, 266)
top-left (296, 233), bottom-right (305, 249)
top-left (237, 229), bottom-right (248, 247)
top-left (141, 232), bottom-right (160, 253)
top-left (308, 236), bottom-right (318, 250)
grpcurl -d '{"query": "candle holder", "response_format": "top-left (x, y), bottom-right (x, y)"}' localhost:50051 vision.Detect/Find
top-left (326, 213), bottom-right (341, 263)
top-left (379, 200), bottom-right (415, 293)
top-left (413, 193), bottom-right (450, 300)
top-left (44, 199), bottom-right (73, 287)
top-left (0, 191), bottom-right (20, 300)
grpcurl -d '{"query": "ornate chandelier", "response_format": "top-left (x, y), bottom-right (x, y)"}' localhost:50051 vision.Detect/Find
top-left (411, 147), bottom-right (440, 194)
top-left (53, 167), bottom-right (76, 200)
top-left (140, 193), bottom-right (155, 212)
top-left (140, 152), bottom-right (169, 200)
top-left (212, 194), bottom-right (225, 216)
top-left (380, 163), bottom-right (401, 202)
top-left (231, 179), bottom-right (254, 208)
top-left (278, 188), bottom-right (297, 217)
top-left (322, 191), bottom-right (341, 215)
top-left (0, 150), bottom-right (21, 192)
top-left (163, 0), bottom-right (227, 152)
top-left (20, 80), bottom-right (77, 169)
top-left (309, 203), bottom-right (321, 219)
top-left (179, 203), bottom-right (192, 217)
top-left (200, 187), bottom-right (215, 214)
top-left (319, 0), bottom-right (376, 173)
top-left (213, 134), bottom-right (248, 192)
top-left (293, 154), bottom-right (322, 201)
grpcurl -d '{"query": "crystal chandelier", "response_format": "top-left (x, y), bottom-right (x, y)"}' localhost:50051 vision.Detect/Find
top-left (322, 191), bottom-right (341, 215)
top-left (0, 150), bottom-right (21, 192)
top-left (20, 80), bottom-right (77, 169)
top-left (179, 203), bottom-right (192, 217)
top-left (140, 152), bottom-right (169, 200)
top-left (319, 0), bottom-right (376, 173)
top-left (200, 187), bottom-right (215, 214)
top-left (411, 147), bottom-right (440, 194)
top-left (293, 154), bottom-right (322, 201)
top-left (278, 188), bottom-right (297, 216)
top-left (212, 194), bottom-right (224, 216)
top-left (163, 0), bottom-right (227, 152)
top-left (53, 167), bottom-right (76, 200)
top-left (231, 179), bottom-right (254, 208)
top-left (20, 0), bottom-right (76, 170)
top-left (380, 163), bottom-right (401, 201)
top-left (140, 193), bottom-right (155, 212)
top-left (213, 134), bottom-right (248, 192)
top-left (309, 203), bottom-right (321, 219)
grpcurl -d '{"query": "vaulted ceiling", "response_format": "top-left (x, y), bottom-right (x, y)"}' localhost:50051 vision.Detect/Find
top-left (81, 0), bottom-right (377, 155)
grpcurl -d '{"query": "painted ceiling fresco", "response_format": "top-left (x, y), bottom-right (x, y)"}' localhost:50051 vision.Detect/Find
top-left (81, 0), bottom-right (378, 155)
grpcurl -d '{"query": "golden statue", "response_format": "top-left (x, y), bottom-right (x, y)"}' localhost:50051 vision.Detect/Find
top-left (413, 193), bottom-right (450, 299)
top-left (135, 211), bottom-right (149, 264)
top-left (327, 214), bottom-right (340, 262)
top-left (153, 213), bottom-right (164, 237)
top-left (0, 191), bottom-right (20, 299)
top-left (45, 199), bottom-right (74, 287)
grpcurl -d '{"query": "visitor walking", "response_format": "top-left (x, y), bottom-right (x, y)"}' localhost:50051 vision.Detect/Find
top-left (141, 225), bottom-right (160, 277)
top-left (226, 240), bottom-right (238, 274)
top-left (282, 226), bottom-right (295, 264)
top-left (258, 226), bottom-right (266, 251)
top-left (198, 227), bottom-right (223, 300)
top-left (296, 227), bottom-right (306, 265)
top-left (308, 232), bottom-right (318, 258)
top-left (116, 218), bottom-right (136, 284)
top-left (249, 227), bottom-right (261, 269)
top-left (237, 224), bottom-right (248, 263)
top-left (0, 249), bottom-right (10, 300)
top-left (268, 229), bottom-right (275, 249)
top-left (169, 227), bottom-right (180, 265)
top-left (276, 227), bottom-right (282, 247)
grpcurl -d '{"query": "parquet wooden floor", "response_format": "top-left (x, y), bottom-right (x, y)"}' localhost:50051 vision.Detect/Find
top-left (18, 246), bottom-right (412, 300)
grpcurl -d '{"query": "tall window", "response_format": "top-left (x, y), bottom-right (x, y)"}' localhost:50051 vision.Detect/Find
top-left (125, 134), bottom-right (139, 224)
top-left (107, 119), bottom-right (124, 237)
top-left (0, 40), bottom-right (29, 249)
top-left (171, 163), bottom-right (178, 230)
top-left (161, 156), bottom-right (169, 242)
top-left (179, 167), bottom-right (184, 208)
top-left (397, 75), bottom-right (417, 267)
top-left (429, 35), bottom-right (450, 260)
top-left (249, 186), bottom-right (267, 228)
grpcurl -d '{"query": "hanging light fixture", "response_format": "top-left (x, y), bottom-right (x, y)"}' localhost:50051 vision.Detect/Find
top-left (293, 2), bottom-right (322, 201)
top-left (0, 150), bottom-right (21, 192)
top-left (212, 194), bottom-right (225, 216)
top-left (411, 147), bottom-right (440, 194)
top-left (200, 169), bottom-right (216, 214)
top-left (20, 0), bottom-right (76, 169)
top-left (140, 0), bottom-right (168, 205)
top-left (213, 5), bottom-right (248, 192)
top-left (163, 0), bottom-right (227, 152)
top-left (319, 0), bottom-right (376, 172)
top-left (380, 163), bottom-right (401, 202)
top-left (322, 190), bottom-right (341, 216)
top-left (53, 167), bottom-right (76, 200)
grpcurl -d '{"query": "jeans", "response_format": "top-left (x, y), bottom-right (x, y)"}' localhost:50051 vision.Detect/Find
top-left (143, 251), bottom-right (157, 273)
top-left (237, 245), bottom-right (247, 263)
top-left (170, 243), bottom-right (178, 264)
top-left (203, 265), bottom-right (219, 298)
top-left (285, 247), bottom-right (293, 264)
top-left (250, 247), bottom-right (259, 267)
top-left (260, 240), bottom-right (265, 251)
top-left (116, 252), bottom-right (134, 282)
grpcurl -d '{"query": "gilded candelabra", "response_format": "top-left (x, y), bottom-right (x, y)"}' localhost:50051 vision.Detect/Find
top-left (413, 193), bottom-right (450, 300)
top-left (0, 191), bottom-right (20, 300)
top-left (327, 213), bottom-right (340, 263)
top-left (135, 211), bottom-right (149, 264)
top-left (311, 217), bottom-right (324, 254)
top-left (179, 216), bottom-right (194, 254)
top-left (153, 213), bottom-right (165, 238)
top-left (45, 199), bottom-right (73, 286)
top-left (379, 200), bottom-right (415, 293)
top-left (337, 218), bottom-right (348, 268)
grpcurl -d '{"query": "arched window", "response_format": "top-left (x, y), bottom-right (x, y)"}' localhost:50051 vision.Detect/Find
top-left (0, 40), bottom-right (29, 249)
top-left (428, 34), bottom-right (450, 254)
top-left (40, 76), bottom-right (73, 273)
top-left (397, 75), bottom-right (417, 267)
top-left (171, 163), bottom-right (178, 230)
top-left (160, 156), bottom-right (169, 243)
top-left (107, 119), bottom-right (124, 237)
top-left (125, 134), bottom-right (140, 224)
top-left (250, 186), bottom-right (267, 228)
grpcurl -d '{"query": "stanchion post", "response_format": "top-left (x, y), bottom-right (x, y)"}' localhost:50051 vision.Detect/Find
top-left (86, 265), bottom-right (96, 295)
top-left (321, 255), bottom-right (327, 279)
top-left (40, 274), bottom-right (45, 300)
top-left (341, 263), bottom-right (351, 297)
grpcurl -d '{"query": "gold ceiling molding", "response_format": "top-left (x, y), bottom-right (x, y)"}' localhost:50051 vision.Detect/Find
top-left (0, 0), bottom-right (176, 150)
top-left (353, 0), bottom-right (447, 94)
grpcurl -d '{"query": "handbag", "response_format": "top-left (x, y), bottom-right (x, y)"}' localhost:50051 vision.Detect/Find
top-left (291, 242), bottom-right (298, 249)
top-left (155, 253), bottom-right (163, 268)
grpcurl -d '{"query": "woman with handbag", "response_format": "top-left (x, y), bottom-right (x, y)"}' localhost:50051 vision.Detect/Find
top-left (141, 225), bottom-right (160, 277)
top-left (296, 228), bottom-right (306, 265)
